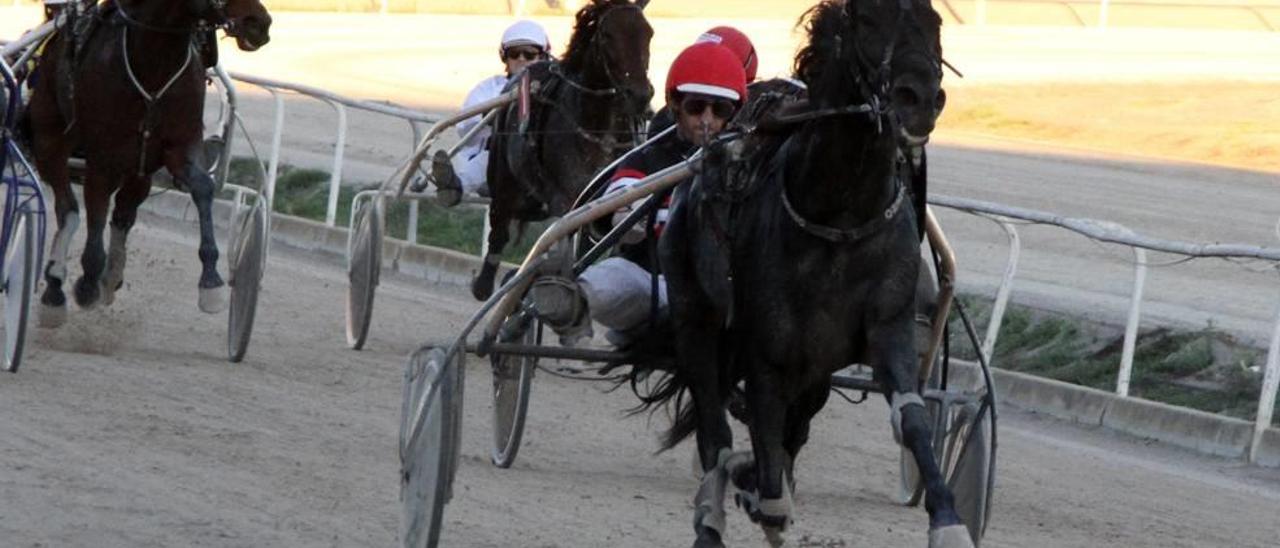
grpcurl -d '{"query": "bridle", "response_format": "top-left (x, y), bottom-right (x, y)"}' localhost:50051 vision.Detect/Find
top-left (807, 0), bottom-right (943, 136)
top-left (115, 0), bottom-right (233, 36)
top-left (780, 0), bottom-right (942, 244)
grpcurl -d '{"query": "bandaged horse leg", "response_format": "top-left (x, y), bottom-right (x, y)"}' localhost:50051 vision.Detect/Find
top-left (736, 360), bottom-right (796, 546)
top-left (876, 315), bottom-right (973, 548)
top-left (691, 447), bottom-right (735, 548)
top-left (35, 117), bottom-right (78, 327)
top-left (39, 208), bottom-right (78, 327)
top-left (100, 174), bottom-right (150, 306)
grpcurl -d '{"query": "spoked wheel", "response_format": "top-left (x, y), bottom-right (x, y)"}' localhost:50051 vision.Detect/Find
top-left (227, 203), bottom-right (266, 363)
top-left (3, 211), bottom-right (37, 372)
top-left (400, 346), bottom-right (460, 548)
top-left (490, 311), bottom-right (539, 468)
top-left (346, 198), bottom-right (383, 350)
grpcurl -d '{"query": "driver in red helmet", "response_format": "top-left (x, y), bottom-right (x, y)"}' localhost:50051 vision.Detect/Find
top-left (648, 25), bottom-right (759, 135)
top-left (530, 42), bottom-right (748, 347)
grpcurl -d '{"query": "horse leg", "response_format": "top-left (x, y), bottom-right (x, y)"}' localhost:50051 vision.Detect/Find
top-left (782, 381), bottom-right (833, 481)
top-left (72, 169), bottom-right (112, 309)
top-left (472, 206), bottom-right (508, 301)
top-left (100, 175), bottom-right (151, 306)
top-left (168, 152), bottom-right (226, 313)
top-left (34, 134), bottom-right (78, 327)
top-left (736, 359), bottom-right (794, 548)
top-left (872, 317), bottom-right (972, 548)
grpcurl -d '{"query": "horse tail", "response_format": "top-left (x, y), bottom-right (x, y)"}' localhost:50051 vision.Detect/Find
top-left (618, 359), bottom-right (697, 451)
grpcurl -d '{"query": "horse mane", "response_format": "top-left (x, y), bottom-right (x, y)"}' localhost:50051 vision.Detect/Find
top-left (560, 0), bottom-right (636, 74)
top-left (792, 0), bottom-right (858, 108)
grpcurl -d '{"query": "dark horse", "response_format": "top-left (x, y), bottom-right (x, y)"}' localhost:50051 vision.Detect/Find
top-left (651, 0), bottom-right (960, 546)
top-left (25, 0), bottom-right (271, 326)
top-left (473, 0), bottom-right (653, 300)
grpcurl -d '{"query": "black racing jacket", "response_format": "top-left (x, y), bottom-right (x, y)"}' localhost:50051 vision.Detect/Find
top-left (609, 128), bottom-right (698, 273)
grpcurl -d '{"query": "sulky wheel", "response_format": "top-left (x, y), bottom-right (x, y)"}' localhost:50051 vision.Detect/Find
top-left (944, 398), bottom-right (995, 546)
top-left (3, 210), bottom-right (38, 372)
top-left (490, 311), bottom-right (539, 468)
top-left (346, 197), bottom-right (384, 350)
top-left (400, 346), bottom-right (460, 548)
top-left (227, 202), bottom-right (266, 363)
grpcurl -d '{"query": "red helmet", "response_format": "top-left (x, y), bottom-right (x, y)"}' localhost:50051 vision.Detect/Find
top-left (696, 26), bottom-right (758, 82)
top-left (665, 43), bottom-right (748, 103)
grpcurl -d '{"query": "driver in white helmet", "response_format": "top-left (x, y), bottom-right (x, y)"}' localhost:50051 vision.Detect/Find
top-left (426, 20), bottom-right (551, 207)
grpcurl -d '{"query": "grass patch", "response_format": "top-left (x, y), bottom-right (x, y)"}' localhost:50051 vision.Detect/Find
top-left (228, 157), bottom-right (546, 262)
top-left (947, 295), bottom-right (1276, 425)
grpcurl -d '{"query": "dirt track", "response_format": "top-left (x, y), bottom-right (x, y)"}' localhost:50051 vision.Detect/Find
top-left (1, 210), bottom-right (1278, 547)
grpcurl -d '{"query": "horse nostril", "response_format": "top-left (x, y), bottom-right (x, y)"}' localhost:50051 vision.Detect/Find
top-left (892, 85), bottom-right (920, 108)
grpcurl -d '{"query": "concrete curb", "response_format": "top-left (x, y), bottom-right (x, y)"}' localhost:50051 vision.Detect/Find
top-left (139, 192), bottom-right (1280, 467)
top-left (139, 191), bottom-right (503, 287)
top-left (953, 361), bottom-right (1278, 465)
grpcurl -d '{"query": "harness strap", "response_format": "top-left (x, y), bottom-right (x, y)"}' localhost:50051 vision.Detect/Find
top-left (122, 26), bottom-right (195, 176)
top-left (782, 176), bottom-right (907, 244)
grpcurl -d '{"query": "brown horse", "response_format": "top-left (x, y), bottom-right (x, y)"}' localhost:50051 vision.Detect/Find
top-left (26, 0), bottom-right (270, 326)
top-left (474, 0), bottom-right (653, 300)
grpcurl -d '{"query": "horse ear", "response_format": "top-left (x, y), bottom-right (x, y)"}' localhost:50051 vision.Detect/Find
top-left (636, 0), bottom-right (651, 9)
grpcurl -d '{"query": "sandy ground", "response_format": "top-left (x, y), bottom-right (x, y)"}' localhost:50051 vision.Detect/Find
top-left (1, 210), bottom-right (1279, 547)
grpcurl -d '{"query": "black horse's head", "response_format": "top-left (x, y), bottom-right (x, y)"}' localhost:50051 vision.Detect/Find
top-left (194, 0), bottom-right (272, 51)
top-left (562, 0), bottom-right (655, 115)
top-left (795, 0), bottom-right (945, 147)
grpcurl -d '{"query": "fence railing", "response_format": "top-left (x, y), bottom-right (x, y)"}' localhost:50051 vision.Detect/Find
top-left (221, 72), bottom-right (443, 240)
top-left (932, 194), bottom-right (1280, 464)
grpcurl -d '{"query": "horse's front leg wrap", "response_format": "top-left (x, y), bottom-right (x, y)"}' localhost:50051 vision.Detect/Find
top-left (692, 447), bottom-right (735, 543)
top-left (891, 391), bottom-right (926, 447)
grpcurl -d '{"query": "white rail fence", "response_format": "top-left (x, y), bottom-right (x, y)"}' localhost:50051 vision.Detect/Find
top-left (932, 194), bottom-right (1280, 464)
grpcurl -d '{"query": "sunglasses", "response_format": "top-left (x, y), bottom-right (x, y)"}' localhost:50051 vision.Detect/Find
top-left (504, 48), bottom-right (543, 61)
top-left (679, 96), bottom-right (737, 120)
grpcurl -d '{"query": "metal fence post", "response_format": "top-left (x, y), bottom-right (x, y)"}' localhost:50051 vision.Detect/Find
top-left (981, 220), bottom-right (1020, 365)
top-left (1116, 248), bottom-right (1147, 397)
top-left (1250, 303), bottom-right (1280, 463)
top-left (266, 89), bottom-right (285, 209)
top-left (323, 100), bottom-right (348, 227)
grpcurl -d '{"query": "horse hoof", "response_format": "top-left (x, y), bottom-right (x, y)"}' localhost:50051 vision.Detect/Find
top-left (470, 274), bottom-right (494, 301)
top-left (691, 531), bottom-right (725, 548)
top-left (928, 524), bottom-right (975, 548)
top-left (198, 286), bottom-right (228, 314)
top-left (764, 525), bottom-right (786, 548)
top-left (73, 277), bottom-right (100, 310)
top-left (38, 303), bottom-right (67, 328)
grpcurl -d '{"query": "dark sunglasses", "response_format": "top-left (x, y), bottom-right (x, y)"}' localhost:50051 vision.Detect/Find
top-left (504, 48), bottom-right (543, 61)
top-left (679, 96), bottom-right (737, 120)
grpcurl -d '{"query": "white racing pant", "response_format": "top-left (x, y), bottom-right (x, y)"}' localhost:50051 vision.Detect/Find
top-left (453, 147), bottom-right (489, 195)
top-left (577, 257), bottom-right (667, 333)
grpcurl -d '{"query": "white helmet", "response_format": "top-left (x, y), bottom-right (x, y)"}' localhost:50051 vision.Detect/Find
top-left (501, 20), bottom-right (550, 52)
